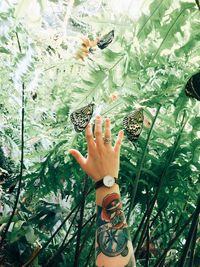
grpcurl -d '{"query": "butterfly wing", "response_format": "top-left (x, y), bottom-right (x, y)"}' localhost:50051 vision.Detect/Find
top-left (185, 74), bottom-right (200, 101)
top-left (70, 103), bottom-right (95, 132)
top-left (123, 109), bottom-right (144, 142)
top-left (97, 30), bottom-right (114, 50)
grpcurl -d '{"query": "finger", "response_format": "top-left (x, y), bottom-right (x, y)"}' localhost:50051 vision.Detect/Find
top-left (114, 130), bottom-right (124, 154)
top-left (85, 123), bottom-right (95, 153)
top-left (69, 149), bottom-right (86, 169)
top-left (95, 116), bottom-right (103, 148)
top-left (103, 118), bottom-right (112, 147)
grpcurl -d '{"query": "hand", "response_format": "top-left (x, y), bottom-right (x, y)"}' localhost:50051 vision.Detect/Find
top-left (69, 116), bottom-right (124, 182)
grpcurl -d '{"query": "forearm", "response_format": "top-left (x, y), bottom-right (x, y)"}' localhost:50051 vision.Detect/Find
top-left (95, 184), bottom-right (136, 267)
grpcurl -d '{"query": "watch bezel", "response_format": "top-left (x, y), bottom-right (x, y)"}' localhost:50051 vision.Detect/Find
top-left (103, 175), bottom-right (115, 188)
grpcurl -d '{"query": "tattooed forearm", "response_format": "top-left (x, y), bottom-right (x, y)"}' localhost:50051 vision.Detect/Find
top-left (96, 193), bottom-right (131, 259)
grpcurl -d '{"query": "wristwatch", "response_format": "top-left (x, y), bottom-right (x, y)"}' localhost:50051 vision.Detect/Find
top-left (95, 175), bottom-right (118, 190)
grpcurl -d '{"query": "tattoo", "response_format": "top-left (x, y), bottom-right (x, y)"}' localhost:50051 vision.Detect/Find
top-left (124, 255), bottom-right (136, 267)
top-left (96, 193), bottom-right (131, 259)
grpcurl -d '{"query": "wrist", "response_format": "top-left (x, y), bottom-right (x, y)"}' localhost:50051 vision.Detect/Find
top-left (93, 172), bottom-right (119, 182)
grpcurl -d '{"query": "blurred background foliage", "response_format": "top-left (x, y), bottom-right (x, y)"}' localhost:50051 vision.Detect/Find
top-left (0, 0), bottom-right (200, 266)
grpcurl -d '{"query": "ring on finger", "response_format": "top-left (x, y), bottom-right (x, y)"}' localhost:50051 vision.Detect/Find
top-left (103, 137), bottom-right (111, 144)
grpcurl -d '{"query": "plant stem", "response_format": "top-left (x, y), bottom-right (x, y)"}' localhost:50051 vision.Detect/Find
top-left (44, 206), bottom-right (80, 267)
top-left (23, 186), bottom-right (93, 266)
top-left (84, 238), bottom-right (95, 267)
top-left (151, 222), bottom-right (178, 243)
top-left (132, 204), bottom-right (149, 247)
top-left (135, 210), bottom-right (149, 259)
top-left (73, 174), bottom-right (88, 267)
top-left (147, 110), bottom-right (187, 218)
top-left (134, 111), bottom-right (187, 259)
top-left (153, 212), bottom-right (194, 267)
top-left (127, 104), bottom-right (161, 223)
top-left (177, 196), bottom-right (200, 267)
top-left (149, 200), bottom-right (168, 229)
top-left (145, 186), bottom-right (150, 267)
top-left (45, 213), bottom-right (96, 267)
top-left (78, 215), bottom-right (96, 254)
top-left (173, 202), bottom-right (188, 233)
top-left (0, 32), bottom-right (24, 250)
top-left (188, 220), bottom-right (198, 267)
top-left (22, 205), bottom-right (79, 267)
top-left (132, 186), bottom-right (167, 248)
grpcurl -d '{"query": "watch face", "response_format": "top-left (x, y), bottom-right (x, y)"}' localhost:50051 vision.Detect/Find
top-left (103, 176), bottom-right (115, 187)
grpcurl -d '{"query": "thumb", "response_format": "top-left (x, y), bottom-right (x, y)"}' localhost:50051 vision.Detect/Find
top-left (69, 149), bottom-right (86, 169)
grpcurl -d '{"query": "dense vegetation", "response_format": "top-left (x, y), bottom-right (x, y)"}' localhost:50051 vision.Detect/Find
top-left (0, 0), bottom-right (200, 266)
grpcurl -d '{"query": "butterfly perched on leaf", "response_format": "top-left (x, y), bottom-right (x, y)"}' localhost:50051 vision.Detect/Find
top-left (123, 109), bottom-right (144, 142)
top-left (185, 72), bottom-right (200, 101)
top-left (76, 30), bottom-right (114, 60)
top-left (70, 103), bottom-right (95, 132)
top-left (97, 30), bottom-right (114, 50)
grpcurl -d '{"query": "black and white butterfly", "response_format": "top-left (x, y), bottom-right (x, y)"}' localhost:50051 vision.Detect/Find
top-left (70, 103), bottom-right (95, 132)
top-left (97, 30), bottom-right (114, 50)
top-left (185, 72), bottom-right (200, 101)
top-left (123, 109), bottom-right (144, 142)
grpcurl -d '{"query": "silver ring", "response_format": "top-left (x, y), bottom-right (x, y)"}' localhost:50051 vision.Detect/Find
top-left (103, 137), bottom-right (111, 144)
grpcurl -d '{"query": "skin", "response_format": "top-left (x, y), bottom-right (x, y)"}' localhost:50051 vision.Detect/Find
top-left (69, 116), bottom-right (121, 181)
top-left (69, 116), bottom-right (136, 267)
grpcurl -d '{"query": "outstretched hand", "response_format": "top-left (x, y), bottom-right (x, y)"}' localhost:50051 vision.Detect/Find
top-left (69, 116), bottom-right (124, 182)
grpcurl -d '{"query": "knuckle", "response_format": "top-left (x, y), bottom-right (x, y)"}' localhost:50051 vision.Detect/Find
top-left (86, 133), bottom-right (93, 139)
top-left (117, 139), bottom-right (122, 145)
top-left (95, 131), bottom-right (102, 137)
top-left (105, 127), bottom-right (110, 132)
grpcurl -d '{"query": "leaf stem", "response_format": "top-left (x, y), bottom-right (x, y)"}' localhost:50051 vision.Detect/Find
top-left (152, 8), bottom-right (188, 62)
top-left (137, 0), bottom-right (164, 38)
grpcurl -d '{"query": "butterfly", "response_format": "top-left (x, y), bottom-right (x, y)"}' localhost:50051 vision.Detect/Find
top-left (195, 0), bottom-right (200, 10)
top-left (123, 109), bottom-right (144, 142)
top-left (70, 103), bottom-right (95, 132)
top-left (185, 72), bottom-right (200, 101)
top-left (97, 30), bottom-right (114, 50)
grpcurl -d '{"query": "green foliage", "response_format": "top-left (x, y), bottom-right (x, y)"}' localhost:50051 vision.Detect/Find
top-left (0, 0), bottom-right (200, 266)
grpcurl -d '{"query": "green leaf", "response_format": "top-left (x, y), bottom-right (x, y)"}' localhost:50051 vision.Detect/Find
top-left (25, 226), bottom-right (37, 243)
top-left (0, 47), bottom-right (9, 54)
